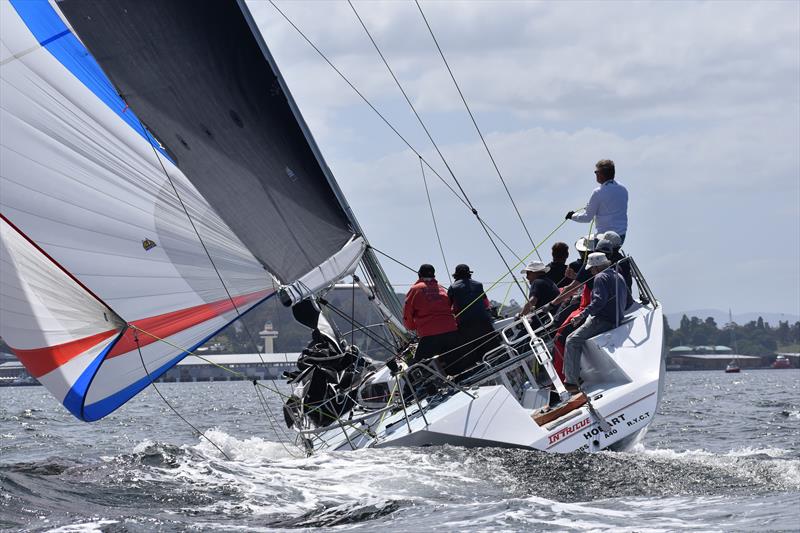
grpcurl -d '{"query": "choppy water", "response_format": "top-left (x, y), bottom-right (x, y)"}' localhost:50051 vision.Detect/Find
top-left (1, 370), bottom-right (798, 532)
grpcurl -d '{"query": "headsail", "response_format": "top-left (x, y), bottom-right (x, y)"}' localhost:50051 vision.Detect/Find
top-left (55, 0), bottom-right (404, 323)
top-left (56, 0), bottom-right (355, 284)
top-left (1, 0), bottom-right (273, 420)
top-left (1, 0), bottom-right (404, 421)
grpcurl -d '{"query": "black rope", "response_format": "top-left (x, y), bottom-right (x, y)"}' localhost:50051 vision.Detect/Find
top-left (419, 157), bottom-right (450, 277)
top-left (346, 0), bottom-right (527, 299)
top-left (351, 276), bottom-right (357, 346)
top-left (369, 245), bottom-right (417, 273)
top-left (132, 329), bottom-right (232, 461)
top-left (266, 0), bottom-right (523, 265)
top-left (356, 264), bottom-right (401, 351)
top-left (414, 0), bottom-right (541, 261)
top-left (321, 299), bottom-right (397, 353)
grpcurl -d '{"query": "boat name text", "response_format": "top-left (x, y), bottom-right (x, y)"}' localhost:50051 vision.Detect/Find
top-left (548, 417), bottom-right (592, 445)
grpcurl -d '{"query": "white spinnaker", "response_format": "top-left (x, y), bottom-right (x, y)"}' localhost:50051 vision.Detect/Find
top-left (0, 1), bottom-right (272, 419)
top-left (0, 216), bottom-right (123, 411)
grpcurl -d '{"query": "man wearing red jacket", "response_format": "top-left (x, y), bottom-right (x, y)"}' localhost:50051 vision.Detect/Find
top-left (403, 264), bottom-right (459, 364)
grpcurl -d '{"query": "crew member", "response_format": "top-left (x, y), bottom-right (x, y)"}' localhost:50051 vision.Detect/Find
top-left (596, 231), bottom-right (633, 306)
top-left (548, 235), bottom-right (598, 380)
top-left (563, 252), bottom-right (629, 394)
top-left (544, 242), bottom-right (571, 288)
top-left (565, 159), bottom-right (628, 244)
top-left (403, 264), bottom-right (459, 365)
top-left (519, 261), bottom-right (559, 317)
top-left (447, 264), bottom-right (498, 376)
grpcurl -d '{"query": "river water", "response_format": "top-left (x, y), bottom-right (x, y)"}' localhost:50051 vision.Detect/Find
top-left (1, 370), bottom-right (798, 532)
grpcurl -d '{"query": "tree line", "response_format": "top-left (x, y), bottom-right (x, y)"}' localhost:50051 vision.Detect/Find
top-left (664, 315), bottom-right (800, 356)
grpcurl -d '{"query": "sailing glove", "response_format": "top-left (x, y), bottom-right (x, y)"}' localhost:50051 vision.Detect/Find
top-left (565, 210), bottom-right (575, 220)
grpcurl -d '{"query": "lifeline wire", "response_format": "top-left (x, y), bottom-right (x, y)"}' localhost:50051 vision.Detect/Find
top-left (347, 0), bottom-right (527, 299)
top-left (414, 0), bottom-right (541, 261)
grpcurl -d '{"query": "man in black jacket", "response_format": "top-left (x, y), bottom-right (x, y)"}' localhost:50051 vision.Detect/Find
top-left (446, 264), bottom-right (498, 377)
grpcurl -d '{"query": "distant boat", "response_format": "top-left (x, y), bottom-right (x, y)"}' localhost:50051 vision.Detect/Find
top-left (772, 355), bottom-right (792, 369)
top-left (725, 310), bottom-right (740, 373)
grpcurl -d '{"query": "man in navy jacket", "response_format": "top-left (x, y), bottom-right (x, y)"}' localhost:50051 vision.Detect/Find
top-left (562, 252), bottom-right (629, 393)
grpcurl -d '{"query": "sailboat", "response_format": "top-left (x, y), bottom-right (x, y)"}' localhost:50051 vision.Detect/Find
top-left (725, 310), bottom-right (741, 373)
top-left (1, 1), bottom-right (664, 453)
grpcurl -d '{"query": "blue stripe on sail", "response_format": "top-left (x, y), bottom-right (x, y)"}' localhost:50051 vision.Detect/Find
top-left (9, 0), bottom-right (172, 162)
top-left (62, 330), bottom-right (125, 420)
top-left (81, 292), bottom-right (276, 422)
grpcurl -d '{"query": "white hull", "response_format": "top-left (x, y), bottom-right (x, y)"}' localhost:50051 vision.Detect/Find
top-left (302, 301), bottom-right (665, 454)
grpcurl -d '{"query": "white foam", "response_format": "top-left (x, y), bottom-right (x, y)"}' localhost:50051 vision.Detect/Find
top-left (44, 520), bottom-right (118, 533)
top-left (193, 428), bottom-right (303, 461)
top-left (626, 446), bottom-right (800, 487)
top-left (415, 496), bottom-right (703, 532)
top-left (133, 431), bottom-right (506, 521)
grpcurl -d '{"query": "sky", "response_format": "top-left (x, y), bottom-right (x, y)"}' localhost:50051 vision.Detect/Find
top-left (247, 0), bottom-right (800, 318)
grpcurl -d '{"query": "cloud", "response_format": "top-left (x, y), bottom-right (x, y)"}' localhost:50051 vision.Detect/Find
top-left (247, 0), bottom-right (800, 314)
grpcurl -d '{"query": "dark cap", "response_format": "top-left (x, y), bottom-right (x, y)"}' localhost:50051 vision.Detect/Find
top-left (418, 263), bottom-right (435, 278)
top-left (452, 264), bottom-right (472, 278)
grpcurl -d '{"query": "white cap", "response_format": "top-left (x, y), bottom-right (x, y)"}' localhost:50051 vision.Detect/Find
top-left (520, 260), bottom-right (550, 274)
top-left (586, 252), bottom-right (611, 268)
top-left (575, 234), bottom-right (598, 252)
top-left (597, 231), bottom-right (622, 248)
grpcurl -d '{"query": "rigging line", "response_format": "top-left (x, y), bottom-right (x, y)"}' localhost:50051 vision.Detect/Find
top-left (497, 276), bottom-right (515, 315)
top-left (226, 284), bottom-right (304, 452)
top-left (127, 324), bottom-right (291, 400)
top-left (357, 264), bottom-right (404, 350)
top-left (369, 245), bottom-right (417, 273)
top-left (347, 0), bottom-right (465, 199)
top-left (454, 217), bottom-right (570, 319)
top-left (266, 1), bottom-right (465, 205)
top-left (419, 157), bottom-right (450, 277)
top-left (132, 329), bottom-right (232, 461)
top-left (414, 0), bottom-right (541, 261)
top-left (320, 300), bottom-right (397, 352)
top-left (351, 276), bottom-right (356, 346)
top-left (252, 381), bottom-right (304, 458)
top-left (130, 101), bottom-right (290, 434)
top-left (125, 326), bottom-right (375, 439)
top-left (129, 108), bottom-right (254, 321)
top-left (346, 0), bottom-right (526, 299)
top-left (266, 0), bottom-right (521, 263)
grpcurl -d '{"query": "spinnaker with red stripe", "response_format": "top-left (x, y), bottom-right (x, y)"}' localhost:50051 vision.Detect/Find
top-left (0, 0), bottom-right (401, 421)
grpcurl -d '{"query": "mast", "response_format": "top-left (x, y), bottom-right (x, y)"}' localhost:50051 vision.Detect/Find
top-left (236, 1), bottom-right (403, 320)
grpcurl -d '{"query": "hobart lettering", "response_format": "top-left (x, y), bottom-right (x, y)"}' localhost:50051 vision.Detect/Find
top-left (583, 413), bottom-right (627, 440)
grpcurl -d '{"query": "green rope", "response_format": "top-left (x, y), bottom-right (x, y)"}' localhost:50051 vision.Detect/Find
top-left (455, 216), bottom-right (573, 319)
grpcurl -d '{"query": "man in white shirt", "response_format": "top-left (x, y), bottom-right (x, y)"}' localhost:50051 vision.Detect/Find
top-left (566, 159), bottom-right (628, 244)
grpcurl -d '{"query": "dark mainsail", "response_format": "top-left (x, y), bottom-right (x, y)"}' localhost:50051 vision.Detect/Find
top-left (58, 0), bottom-right (353, 283)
